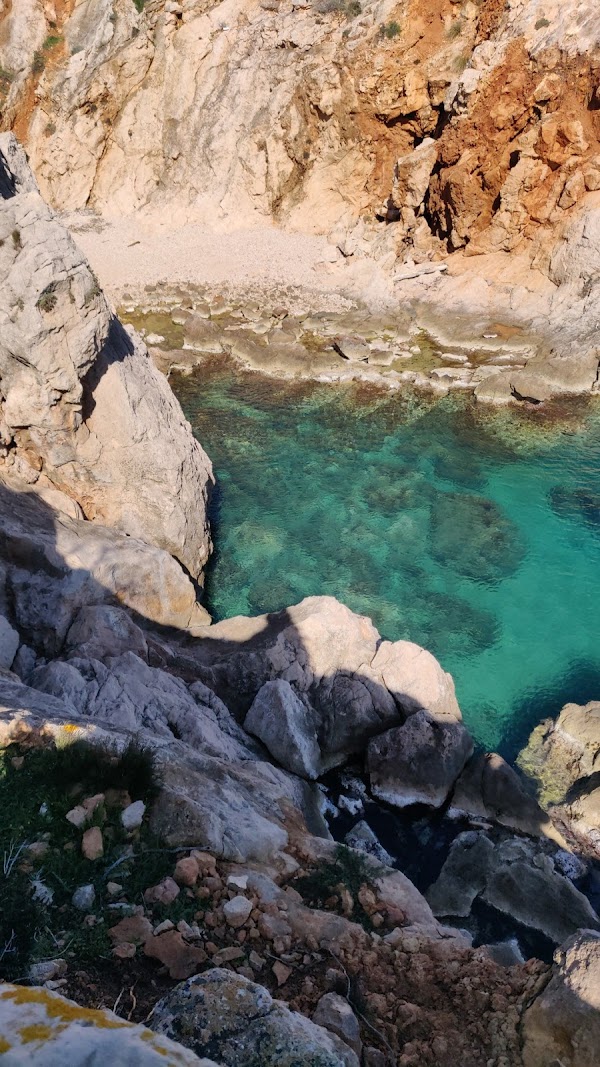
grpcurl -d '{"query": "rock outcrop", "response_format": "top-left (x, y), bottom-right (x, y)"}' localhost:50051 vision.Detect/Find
top-left (518, 699), bottom-right (600, 856)
top-left (426, 830), bottom-right (599, 945)
top-left (0, 133), bottom-right (213, 584)
top-left (149, 969), bottom-right (359, 1067)
top-left (0, 1), bottom-right (599, 401)
top-left (521, 930), bottom-right (600, 1067)
top-left (0, 983), bottom-right (214, 1065)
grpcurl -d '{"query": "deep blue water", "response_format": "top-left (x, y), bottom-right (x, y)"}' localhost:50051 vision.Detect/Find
top-left (174, 360), bottom-right (600, 758)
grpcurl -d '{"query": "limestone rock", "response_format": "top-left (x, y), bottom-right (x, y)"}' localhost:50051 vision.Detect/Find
top-left (367, 711), bottom-right (474, 809)
top-left (426, 831), bottom-right (600, 944)
top-left (0, 133), bottom-right (213, 583)
top-left (72, 885), bottom-right (95, 911)
top-left (223, 895), bottom-right (253, 928)
top-left (180, 597), bottom-right (461, 770)
top-left (0, 982), bottom-right (212, 1064)
top-left (522, 931), bottom-right (600, 1067)
top-left (244, 679), bottom-right (321, 779)
top-left (393, 138), bottom-right (437, 211)
top-left (81, 826), bottom-right (103, 861)
top-left (451, 751), bottom-right (567, 845)
top-left (121, 799), bottom-right (146, 831)
top-left (312, 993), bottom-right (362, 1057)
top-left (0, 479), bottom-right (207, 654)
top-left (65, 605), bottom-right (148, 662)
top-left (149, 968), bottom-right (360, 1066)
top-left (518, 699), bottom-right (600, 854)
top-left (144, 930), bottom-right (208, 981)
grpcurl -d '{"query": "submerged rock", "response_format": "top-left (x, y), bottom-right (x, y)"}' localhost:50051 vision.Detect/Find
top-left (429, 492), bottom-right (525, 582)
top-left (149, 969), bottom-right (360, 1066)
top-left (522, 930), bottom-right (600, 1067)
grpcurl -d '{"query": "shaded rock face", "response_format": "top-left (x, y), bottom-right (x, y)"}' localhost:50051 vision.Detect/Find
top-left (367, 711), bottom-right (474, 810)
top-left (521, 930), bottom-right (600, 1067)
top-left (182, 596), bottom-right (465, 781)
top-left (0, 133), bottom-right (213, 584)
top-left (0, 480), bottom-right (208, 651)
top-left (0, 983), bottom-right (212, 1065)
top-left (426, 830), bottom-right (600, 945)
top-left (518, 699), bottom-right (600, 856)
top-left (149, 968), bottom-right (359, 1067)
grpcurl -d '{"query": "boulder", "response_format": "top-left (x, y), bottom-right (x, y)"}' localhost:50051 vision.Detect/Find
top-left (522, 931), bottom-right (600, 1067)
top-left (426, 831), bottom-right (600, 944)
top-left (312, 993), bottom-right (362, 1057)
top-left (0, 673), bottom-right (327, 864)
top-left (244, 679), bottom-right (321, 778)
top-left (149, 968), bottom-right (360, 1067)
top-left (182, 597), bottom-right (462, 771)
top-left (0, 134), bottom-right (214, 583)
top-left (367, 711), bottom-right (474, 809)
top-left (451, 751), bottom-right (567, 845)
top-left (393, 138), bottom-right (437, 211)
top-left (0, 983), bottom-right (212, 1064)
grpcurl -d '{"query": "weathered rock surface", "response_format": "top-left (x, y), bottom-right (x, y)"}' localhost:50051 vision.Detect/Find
top-left (149, 969), bottom-right (360, 1067)
top-left (367, 711), bottom-right (474, 809)
top-left (521, 930), bottom-right (600, 1067)
top-left (518, 699), bottom-right (600, 855)
top-left (451, 751), bottom-right (567, 845)
top-left (176, 597), bottom-right (463, 775)
top-left (0, 671), bottom-right (326, 863)
top-left (0, 133), bottom-right (213, 583)
top-left (426, 830), bottom-right (600, 944)
top-left (0, 479), bottom-right (208, 653)
top-left (0, 983), bottom-right (214, 1064)
top-left (312, 993), bottom-right (362, 1058)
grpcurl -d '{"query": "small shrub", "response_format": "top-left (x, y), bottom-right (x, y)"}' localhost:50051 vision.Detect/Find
top-left (0, 67), bottom-right (14, 93)
top-left (43, 34), bottom-right (63, 50)
top-left (32, 51), bottom-right (45, 75)
top-left (535, 16), bottom-right (550, 29)
top-left (379, 20), bottom-right (400, 39)
top-left (447, 18), bottom-right (464, 39)
top-left (293, 844), bottom-right (377, 929)
top-left (45, 122), bottom-right (56, 136)
top-left (37, 287), bottom-right (58, 313)
top-left (11, 229), bottom-right (21, 249)
top-left (453, 53), bottom-right (470, 73)
top-left (314, 0), bottom-right (345, 12)
top-left (133, 0), bottom-right (146, 12)
top-left (346, 0), bottom-right (361, 16)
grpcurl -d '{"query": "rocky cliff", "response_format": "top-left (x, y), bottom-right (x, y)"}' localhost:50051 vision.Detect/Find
top-left (0, 131), bottom-right (213, 586)
top-left (1, 0), bottom-right (598, 400)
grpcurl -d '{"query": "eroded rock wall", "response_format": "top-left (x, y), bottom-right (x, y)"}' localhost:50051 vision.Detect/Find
top-left (0, 132), bottom-right (214, 583)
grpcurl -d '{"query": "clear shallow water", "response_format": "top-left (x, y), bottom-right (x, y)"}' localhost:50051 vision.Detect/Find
top-left (174, 360), bottom-right (600, 758)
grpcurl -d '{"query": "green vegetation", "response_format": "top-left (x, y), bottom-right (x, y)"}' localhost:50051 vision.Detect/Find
top-left (379, 21), bottom-right (400, 39)
top-left (32, 51), bottom-right (45, 75)
top-left (43, 35), bottom-right (63, 51)
top-left (447, 18), bottom-right (464, 39)
top-left (11, 229), bottom-right (21, 250)
top-left (314, 0), bottom-right (361, 15)
top-left (293, 844), bottom-right (377, 930)
top-left (132, 0), bottom-right (147, 12)
top-left (0, 739), bottom-right (163, 980)
top-left (453, 53), bottom-right (470, 73)
top-left (0, 67), bottom-right (14, 98)
top-left (535, 16), bottom-right (550, 29)
top-left (37, 286), bottom-right (58, 313)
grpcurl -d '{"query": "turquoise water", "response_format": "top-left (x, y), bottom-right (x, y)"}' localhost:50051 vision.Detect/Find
top-left (174, 360), bottom-right (600, 758)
